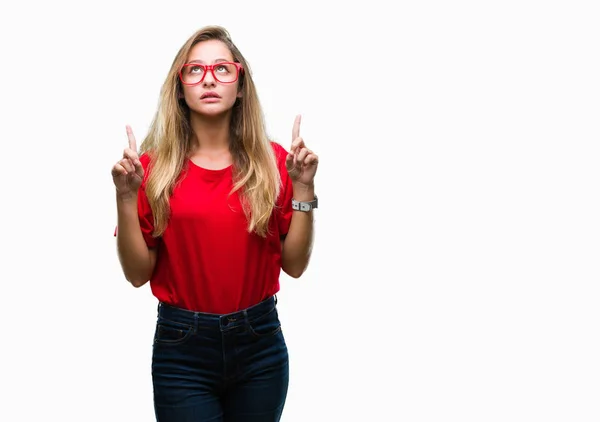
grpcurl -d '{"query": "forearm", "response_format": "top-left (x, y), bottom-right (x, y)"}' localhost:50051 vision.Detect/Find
top-left (281, 183), bottom-right (315, 278)
top-left (116, 193), bottom-right (155, 287)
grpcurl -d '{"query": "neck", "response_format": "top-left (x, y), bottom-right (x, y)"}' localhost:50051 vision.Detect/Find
top-left (189, 111), bottom-right (231, 152)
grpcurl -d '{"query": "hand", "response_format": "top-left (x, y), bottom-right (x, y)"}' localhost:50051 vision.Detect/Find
top-left (111, 125), bottom-right (144, 199)
top-left (286, 115), bottom-right (319, 187)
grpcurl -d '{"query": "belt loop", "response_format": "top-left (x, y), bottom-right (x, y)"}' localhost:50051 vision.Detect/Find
top-left (274, 294), bottom-right (278, 305)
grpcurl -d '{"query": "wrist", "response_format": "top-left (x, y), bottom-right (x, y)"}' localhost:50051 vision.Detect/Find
top-left (116, 191), bottom-right (139, 205)
top-left (292, 182), bottom-right (315, 201)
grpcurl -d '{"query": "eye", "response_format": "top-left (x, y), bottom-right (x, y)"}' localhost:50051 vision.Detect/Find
top-left (215, 64), bottom-right (232, 73)
top-left (189, 65), bottom-right (204, 74)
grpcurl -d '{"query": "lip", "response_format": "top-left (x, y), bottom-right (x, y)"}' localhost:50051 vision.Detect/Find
top-left (200, 91), bottom-right (221, 99)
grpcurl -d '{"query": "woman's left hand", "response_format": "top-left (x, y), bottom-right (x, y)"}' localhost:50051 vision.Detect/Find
top-left (286, 115), bottom-right (319, 187)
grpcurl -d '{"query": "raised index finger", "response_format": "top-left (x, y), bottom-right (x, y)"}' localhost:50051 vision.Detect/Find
top-left (126, 125), bottom-right (137, 152)
top-left (292, 114), bottom-right (301, 141)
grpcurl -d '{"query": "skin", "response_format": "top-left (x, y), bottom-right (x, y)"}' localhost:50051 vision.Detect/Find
top-left (182, 40), bottom-right (242, 168)
top-left (112, 39), bottom-right (318, 286)
top-left (281, 114), bottom-right (318, 278)
top-left (112, 125), bottom-right (155, 287)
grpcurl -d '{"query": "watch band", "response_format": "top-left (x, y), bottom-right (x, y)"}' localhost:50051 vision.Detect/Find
top-left (292, 195), bottom-right (318, 212)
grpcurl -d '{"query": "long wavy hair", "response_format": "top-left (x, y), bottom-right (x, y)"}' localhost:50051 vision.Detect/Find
top-left (139, 26), bottom-right (281, 238)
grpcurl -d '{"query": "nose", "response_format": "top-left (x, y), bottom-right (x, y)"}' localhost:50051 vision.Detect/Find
top-left (202, 69), bottom-right (216, 87)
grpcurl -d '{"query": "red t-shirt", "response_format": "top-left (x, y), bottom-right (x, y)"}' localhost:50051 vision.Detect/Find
top-left (116, 142), bottom-right (294, 314)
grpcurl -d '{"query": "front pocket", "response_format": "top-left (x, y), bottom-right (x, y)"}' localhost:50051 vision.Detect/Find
top-left (154, 320), bottom-right (193, 345)
top-left (248, 308), bottom-right (282, 338)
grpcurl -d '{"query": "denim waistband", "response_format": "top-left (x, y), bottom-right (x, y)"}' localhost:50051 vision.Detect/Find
top-left (157, 295), bottom-right (277, 331)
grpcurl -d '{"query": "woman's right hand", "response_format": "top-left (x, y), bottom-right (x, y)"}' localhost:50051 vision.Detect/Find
top-left (111, 125), bottom-right (144, 199)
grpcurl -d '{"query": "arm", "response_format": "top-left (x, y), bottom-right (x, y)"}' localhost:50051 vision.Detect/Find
top-left (116, 193), bottom-right (157, 288)
top-left (279, 114), bottom-right (319, 278)
top-left (113, 126), bottom-right (157, 288)
top-left (281, 183), bottom-right (315, 278)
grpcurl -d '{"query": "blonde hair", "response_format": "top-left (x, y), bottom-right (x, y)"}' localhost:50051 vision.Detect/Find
top-left (139, 25), bottom-right (281, 238)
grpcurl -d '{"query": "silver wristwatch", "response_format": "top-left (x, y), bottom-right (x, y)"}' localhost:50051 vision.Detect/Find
top-left (292, 195), bottom-right (318, 212)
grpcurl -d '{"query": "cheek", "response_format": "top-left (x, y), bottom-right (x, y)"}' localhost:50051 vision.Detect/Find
top-left (224, 85), bottom-right (240, 99)
top-left (182, 85), bottom-right (199, 99)
top-left (220, 86), bottom-right (241, 107)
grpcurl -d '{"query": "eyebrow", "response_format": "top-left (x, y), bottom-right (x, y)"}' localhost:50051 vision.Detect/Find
top-left (187, 58), bottom-right (232, 64)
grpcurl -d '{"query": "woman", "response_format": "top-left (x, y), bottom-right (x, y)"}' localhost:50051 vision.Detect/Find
top-left (111, 25), bottom-right (318, 421)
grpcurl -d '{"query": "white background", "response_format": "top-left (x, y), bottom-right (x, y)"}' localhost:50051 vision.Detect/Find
top-left (1, 0), bottom-right (599, 421)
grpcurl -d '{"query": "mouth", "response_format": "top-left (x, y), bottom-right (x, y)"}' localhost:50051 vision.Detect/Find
top-left (200, 92), bottom-right (221, 99)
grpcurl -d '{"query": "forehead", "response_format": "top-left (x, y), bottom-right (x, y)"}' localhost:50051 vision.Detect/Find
top-left (187, 39), bottom-right (233, 63)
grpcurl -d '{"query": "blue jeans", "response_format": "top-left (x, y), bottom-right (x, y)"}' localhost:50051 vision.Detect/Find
top-left (151, 295), bottom-right (289, 422)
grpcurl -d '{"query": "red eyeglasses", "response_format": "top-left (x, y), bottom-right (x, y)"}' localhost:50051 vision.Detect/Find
top-left (179, 62), bottom-right (244, 85)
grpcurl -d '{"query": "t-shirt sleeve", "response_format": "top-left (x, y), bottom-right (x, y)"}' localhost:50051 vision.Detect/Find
top-left (136, 183), bottom-right (159, 247)
top-left (113, 154), bottom-right (159, 248)
top-left (273, 142), bottom-right (294, 236)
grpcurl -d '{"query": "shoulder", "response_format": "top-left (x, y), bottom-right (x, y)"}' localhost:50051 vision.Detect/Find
top-left (269, 141), bottom-right (291, 188)
top-left (139, 151), bottom-right (152, 168)
top-left (269, 141), bottom-right (289, 162)
top-left (138, 151), bottom-right (155, 183)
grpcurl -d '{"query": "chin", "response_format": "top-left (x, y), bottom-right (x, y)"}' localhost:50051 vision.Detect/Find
top-left (188, 107), bottom-right (223, 117)
top-left (191, 103), bottom-right (236, 118)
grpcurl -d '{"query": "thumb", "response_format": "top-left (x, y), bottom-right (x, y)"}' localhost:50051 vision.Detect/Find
top-left (285, 152), bottom-right (294, 170)
top-left (134, 159), bottom-right (144, 178)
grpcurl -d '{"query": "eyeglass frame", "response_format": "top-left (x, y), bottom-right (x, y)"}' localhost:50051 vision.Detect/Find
top-left (178, 62), bottom-right (244, 86)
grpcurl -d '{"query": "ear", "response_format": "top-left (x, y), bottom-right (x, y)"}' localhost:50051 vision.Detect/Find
top-left (236, 91), bottom-right (243, 99)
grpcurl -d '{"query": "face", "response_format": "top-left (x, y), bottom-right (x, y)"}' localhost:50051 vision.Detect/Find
top-left (180, 39), bottom-right (242, 117)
